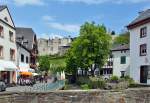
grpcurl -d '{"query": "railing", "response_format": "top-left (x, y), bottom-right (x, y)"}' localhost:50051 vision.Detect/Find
top-left (24, 80), bottom-right (65, 92)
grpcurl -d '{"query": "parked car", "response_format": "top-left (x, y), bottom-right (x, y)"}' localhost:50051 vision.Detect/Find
top-left (0, 80), bottom-right (6, 92)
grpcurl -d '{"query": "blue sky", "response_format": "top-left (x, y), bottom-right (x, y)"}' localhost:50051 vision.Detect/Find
top-left (0, 0), bottom-right (150, 38)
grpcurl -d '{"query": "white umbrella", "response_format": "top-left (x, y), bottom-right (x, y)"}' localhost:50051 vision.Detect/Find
top-left (32, 73), bottom-right (39, 76)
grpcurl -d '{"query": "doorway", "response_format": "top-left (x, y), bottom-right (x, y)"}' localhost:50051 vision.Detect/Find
top-left (140, 66), bottom-right (148, 83)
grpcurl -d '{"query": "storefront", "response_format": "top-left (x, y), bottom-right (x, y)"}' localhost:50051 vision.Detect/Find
top-left (0, 60), bottom-right (18, 84)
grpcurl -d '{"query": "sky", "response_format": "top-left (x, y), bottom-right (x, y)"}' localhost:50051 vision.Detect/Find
top-left (0, 0), bottom-right (150, 38)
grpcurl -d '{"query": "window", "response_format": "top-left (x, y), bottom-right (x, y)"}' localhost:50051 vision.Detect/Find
top-left (4, 17), bottom-right (8, 22)
top-left (9, 31), bottom-right (14, 42)
top-left (107, 61), bottom-right (113, 66)
top-left (10, 49), bottom-right (15, 61)
top-left (121, 50), bottom-right (126, 53)
top-left (121, 71), bottom-right (125, 78)
top-left (21, 54), bottom-right (24, 62)
top-left (140, 27), bottom-right (147, 38)
top-left (140, 44), bottom-right (147, 56)
top-left (0, 26), bottom-right (4, 37)
top-left (0, 46), bottom-right (3, 58)
top-left (120, 56), bottom-right (126, 64)
top-left (51, 47), bottom-right (53, 51)
top-left (26, 56), bottom-right (28, 63)
top-left (59, 39), bottom-right (61, 44)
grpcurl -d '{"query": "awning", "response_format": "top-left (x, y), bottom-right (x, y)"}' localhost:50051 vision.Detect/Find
top-left (20, 72), bottom-right (32, 76)
top-left (32, 73), bottom-right (39, 76)
top-left (28, 68), bottom-right (35, 73)
top-left (0, 60), bottom-right (17, 71)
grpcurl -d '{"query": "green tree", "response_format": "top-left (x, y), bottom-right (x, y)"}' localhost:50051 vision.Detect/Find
top-left (66, 22), bottom-right (112, 76)
top-left (38, 55), bottom-right (50, 72)
top-left (113, 32), bottom-right (129, 45)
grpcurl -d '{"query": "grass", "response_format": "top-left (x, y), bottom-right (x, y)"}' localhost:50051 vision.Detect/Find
top-left (49, 57), bottom-right (66, 67)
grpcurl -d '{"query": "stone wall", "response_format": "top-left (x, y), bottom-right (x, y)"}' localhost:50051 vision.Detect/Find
top-left (0, 89), bottom-right (150, 103)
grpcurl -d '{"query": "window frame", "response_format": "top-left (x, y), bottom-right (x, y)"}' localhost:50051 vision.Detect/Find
top-left (120, 56), bottom-right (126, 64)
top-left (140, 27), bottom-right (147, 38)
top-left (10, 49), bottom-right (15, 61)
top-left (140, 44), bottom-right (147, 56)
top-left (26, 56), bottom-right (29, 63)
top-left (21, 54), bottom-right (24, 62)
top-left (0, 46), bottom-right (3, 58)
top-left (9, 31), bottom-right (14, 42)
top-left (0, 25), bottom-right (4, 38)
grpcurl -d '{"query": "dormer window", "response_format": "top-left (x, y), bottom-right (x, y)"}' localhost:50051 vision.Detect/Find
top-left (4, 17), bottom-right (8, 22)
top-left (140, 27), bottom-right (147, 38)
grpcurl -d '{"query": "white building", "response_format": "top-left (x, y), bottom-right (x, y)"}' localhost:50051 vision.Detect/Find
top-left (112, 44), bottom-right (130, 77)
top-left (127, 9), bottom-right (150, 84)
top-left (16, 42), bottom-right (31, 73)
top-left (0, 5), bottom-right (18, 84)
top-left (100, 44), bottom-right (130, 79)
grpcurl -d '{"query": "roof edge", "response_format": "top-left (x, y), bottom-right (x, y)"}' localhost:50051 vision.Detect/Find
top-left (127, 17), bottom-right (150, 29)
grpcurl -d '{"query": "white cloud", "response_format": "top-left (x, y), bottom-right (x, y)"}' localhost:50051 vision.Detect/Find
top-left (42, 15), bottom-right (55, 21)
top-left (38, 33), bottom-right (63, 39)
top-left (47, 22), bottom-right (80, 33)
top-left (49, 33), bottom-right (63, 39)
top-left (56, 0), bottom-right (150, 4)
top-left (13, 0), bottom-right (45, 6)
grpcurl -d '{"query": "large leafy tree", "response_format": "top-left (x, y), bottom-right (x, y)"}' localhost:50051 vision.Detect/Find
top-left (38, 55), bottom-right (50, 72)
top-left (66, 22), bottom-right (112, 76)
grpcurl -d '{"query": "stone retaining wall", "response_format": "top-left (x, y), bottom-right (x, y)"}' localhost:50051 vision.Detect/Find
top-left (0, 89), bottom-right (150, 103)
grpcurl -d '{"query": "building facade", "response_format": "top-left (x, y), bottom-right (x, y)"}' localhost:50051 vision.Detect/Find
top-left (38, 37), bottom-right (72, 56)
top-left (127, 9), bottom-right (150, 84)
top-left (16, 42), bottom-right (31, 72)
top-left (16, 27), bottom-right (38, 70)
top-left (100, 44), bottom-right (130, 79)
top-left (0, 5), bottom-right (18, 84)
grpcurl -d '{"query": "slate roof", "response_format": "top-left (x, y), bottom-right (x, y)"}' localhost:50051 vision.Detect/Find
top-left (111, 44), bottom-right (129, 51)
top-left (129, 9), bottom-right (150, 26)
top-left (16, 27), bottom-right (36, 50)
top-left (0, 5), bottom-right (7, 11)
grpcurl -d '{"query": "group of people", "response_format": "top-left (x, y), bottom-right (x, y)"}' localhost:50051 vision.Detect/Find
top-left (39, 73), bottom-right (49, 83)
top-left (17, 76), bottom-right (35, 86)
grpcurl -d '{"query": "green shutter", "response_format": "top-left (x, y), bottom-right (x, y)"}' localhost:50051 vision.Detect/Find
top-left (121, 56), bottom-right (126, 64)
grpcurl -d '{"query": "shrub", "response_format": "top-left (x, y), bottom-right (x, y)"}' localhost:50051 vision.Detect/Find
top-left (81, 84), bottom-right (90, 90)
top-left (124, 75), bottom-right (131, 80)
top-left (77, 76), bottom-right (106, 89)
top-left (110, 76), bottom-right (119, 83)
top-left (76, 77), bottom-right (90, 85)
top-left (64, 84), bottom-right (70, 90)
top-left (89, 77), bottom-right (106, 89)
top-left (98, 80), bottom-right (106, 89)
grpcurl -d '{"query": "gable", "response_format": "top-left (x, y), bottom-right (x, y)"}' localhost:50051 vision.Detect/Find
top-left (0, 7), bottom-right (15, 28)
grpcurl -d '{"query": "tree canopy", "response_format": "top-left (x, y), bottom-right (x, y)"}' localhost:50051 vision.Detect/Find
top-left (66, 22), bottom-right (112, 76)
top-left (38, 55), bottom-right (50, 72)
